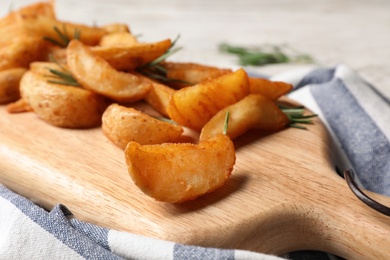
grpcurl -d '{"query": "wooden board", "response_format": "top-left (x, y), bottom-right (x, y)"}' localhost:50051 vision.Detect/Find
top-left (1, 104), bottom-right (390, 259)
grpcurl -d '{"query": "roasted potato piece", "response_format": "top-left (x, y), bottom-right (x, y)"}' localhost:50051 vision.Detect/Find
top-left (162, 62), bottom-right (232, 88)
top-left (29, 61), bottom-right (63, 74)
top-left (167, 68), bottom-right (250, 131)
top-left (249, 77), bottom-right (292, 100)
top-left (0, 1), bottom-right (56, 44)
top-left (99, 32), bottom-right (138, 47)
top-left (200, 94), bottom-right (290, 141)
top-left (91, 39), bottom-right (171, 71)
top-left (125, 133), bottom-right (235, 203)
top-left (67, 40), bottom-right (151, 102)
top-left (20, 16), bottom-right (106, 46)
top-left (102, 23), bottom-right (131, 34)
top-left (102, 104), bottom-right (184, 149)
top-left (144, 80), bottom-right (176, 117)
top-left (46, 47), bottom-right (67, 65)
top-left (6, 98), bottom-right (32, 113)
top-left (20, 70), bottom-right (107, 128)
top-left (0, 68), bottom-right (27, 104)
top-left (0, 36), bottom-right (49, 71)
top-left (9, 1), bottom-right (56, 20)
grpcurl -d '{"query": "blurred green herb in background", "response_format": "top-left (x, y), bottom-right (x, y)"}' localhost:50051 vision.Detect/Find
top-left (219, 43), bottom-right (314, 66)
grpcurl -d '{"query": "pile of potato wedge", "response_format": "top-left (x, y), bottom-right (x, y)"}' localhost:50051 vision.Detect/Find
top-left (0, 1), bottom-right (296, 203)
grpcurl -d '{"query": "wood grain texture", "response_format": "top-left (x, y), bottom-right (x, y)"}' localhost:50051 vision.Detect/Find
top-left (1, 104), bottom-right (390, 259)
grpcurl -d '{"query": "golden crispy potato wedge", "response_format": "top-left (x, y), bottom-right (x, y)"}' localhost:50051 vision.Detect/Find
top-left (162, 62), bottom-right (232, 88)
top-left (102, 104), bottom-right (184, 149)
top-left (0, 1), bottom-right (56, 44)
top-left (0, 36), bottom-right (49, 71)
top-left (20, 70), bottom-right (107, 128)
top-left (200, 94), bottom-right (290, 141)
top-left (91, 39), bottom-right (171, 71)
top-left (6, 98), bottom-right (32, 113)
top-left (67, 40), bottom-right (151, 102)
top-left (20, 16), bottom-right (106, 46)
top-left (102, 23), bottom-right (131, 34)
top-left (29, 61), bottom-right (63, 74)
top-left (144, 80), bottom-right (176, 117)
top-left (125, 133), bottom-right (235, 203)
top-left (0, 68), bottom-right (27, 104)
top-left (11, 1), bottom-right (56, 19)
top-left (249, 77), bottom-right (293, 100)
top-left (46, 47), bottom-right (67, 65)
top-left (99, 32), bottom-right (138, 47)
top-left (167, 68), bottom-right (250, 131)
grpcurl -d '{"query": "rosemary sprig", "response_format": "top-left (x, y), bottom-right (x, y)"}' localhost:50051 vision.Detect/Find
top-left (219, 43), bottom-right (313, 66)
top-left (45, 55), bottom-right (80, 86)
top-left (153, 116), bottom-right (179, 125)
top-left (223, 111), bottom-right (230, 135)
top-left (43, 24), bottom-right (81, 48)
top-left (137, 35), bottom-right (191, 85)
top-left (280, 105), bottom-right (317, 130)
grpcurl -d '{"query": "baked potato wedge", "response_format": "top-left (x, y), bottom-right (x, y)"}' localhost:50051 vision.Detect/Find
top-left (102, 104), bottom-right (184, 149)
top-left (20, 70), bottom-right (107, 128)
top-left (67, 40), bottom-right (151, 102)
top-left (0, 36), bottom-right (49, 71)
top-left (162, 61), bottom-right (232, 88)
top-left (167, 68), bottom-right (250, 131)
top-left (91, 39), bottom-right (172, 71)
top-left (99, 31), bottom-right (138, 47)
top-left (200, 94), bottom-right (290, 141)
top-left (6, 98), bottom-right (32, 113)
top-left (0, 1), bottom-right (56, 45)
top-left (101, 23), bottom-right (131, 34)
top-left (0, 67), bottom-right (27, 104)
top-left (249, 77), bottom-right (292, 100)
top-left (144, 80), bottom-right (176, 117)
top-left (125, 133), bottom-right (235, 203)
top-left (20, 16), bottom-right (106, 46)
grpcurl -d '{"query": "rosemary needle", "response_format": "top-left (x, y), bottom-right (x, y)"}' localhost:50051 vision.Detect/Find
top-left (137, 34), bottom-right (191, 85)
top-left (45, 55), bottom-right (81, 87)
top-left (43, 24), bottom-right (81, 48)
top-left (281, 106), bottom-right (317, 130)
top-left (223, 111), bottom-right (230, 135)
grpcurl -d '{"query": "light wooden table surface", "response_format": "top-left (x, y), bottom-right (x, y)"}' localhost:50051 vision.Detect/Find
top-left (1, 0), bottom-right (389, 100)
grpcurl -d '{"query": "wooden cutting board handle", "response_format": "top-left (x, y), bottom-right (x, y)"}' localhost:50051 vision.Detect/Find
top-left (208, 120), bottom-right (390, 259)
top-left (255, 165), bottom-right (390, 258)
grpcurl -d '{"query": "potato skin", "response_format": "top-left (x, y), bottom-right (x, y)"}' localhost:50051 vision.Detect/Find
top-left (200, 94), bottom-right (290, 141)
top-left (0, 36), bottom-right (49, 71)
top-left (249, 77), bottom-right (293, 100)
top-left (20, 70), bottom-right (107, 128)
top-left (91, 39), bottom-right (171, 71)
top-left (67, 40), bottom-right (151, 103)
top-left (0, 67), bottom-right (27, 104)
top-left (102, 103), bottom-right (184, 149)
top-left (125, 134), bottom-right (236, 203)
top-left (162, 61), bottom-right (232, 88)
top-left (167, 68), bottom-right (250, 131)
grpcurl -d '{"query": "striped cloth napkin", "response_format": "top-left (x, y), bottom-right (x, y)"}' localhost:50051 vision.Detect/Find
top-left (0, 64), bottom-right (388, 259)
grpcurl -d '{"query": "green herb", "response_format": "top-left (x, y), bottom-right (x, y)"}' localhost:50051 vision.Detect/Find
top-left (153, 117), bottom-right (179, 125)
top-left (45, 55), bottom-right (80, 86)
top-left (137, 35), bottom-right (191, 85)
top-left (280, 105), bottom-right (317, 130)
top-left (219, 43), bottom-right (313, 66)
top-left (223, 111), bottom-right (230, 135)
top-left (43, 24), bottom-right (81, 48)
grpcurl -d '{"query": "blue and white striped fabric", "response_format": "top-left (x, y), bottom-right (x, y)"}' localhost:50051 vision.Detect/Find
top-left (0, 64), bottom-right (389, 259)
